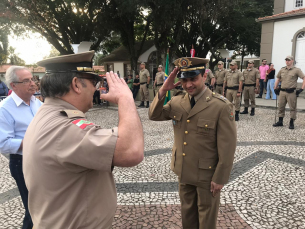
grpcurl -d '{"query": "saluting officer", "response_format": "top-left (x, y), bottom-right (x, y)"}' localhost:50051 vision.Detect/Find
top-left (138, 62), bottom-right (151, 108)
top-left (23, 51), bottom-right (144, 228)
top-left (223, 61), bottom-right (244, 121)
top-left (214, 61), bottom-right (228, 94)
top-left (154, 65), bottom-right (165, 94)
top-left (240, 60), bottom-right (260, 116)
top-left (149, 57), bottom-right (237, 229)
top-left (273, 55), bottom-right (305, 129)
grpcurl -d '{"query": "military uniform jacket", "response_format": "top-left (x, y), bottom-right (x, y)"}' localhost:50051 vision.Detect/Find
top-left (276, 66), bottom-right (305, 89)
top-left (243, 68), bottom-right (260, 84)
top-left (215, 69), bottom-right (228, 84)
top-left (140, 69), bottom-right (150, 83)
top-left (224, 70), bottom-right (244, 87)
top-left (148, 89), bottom-right (237, 187)
top-left (206, 69), bottom-right (214, 84)
top-left (23, 98), bottom-right (118, 229)
top-left (156, 71), bottom-right (165, 84)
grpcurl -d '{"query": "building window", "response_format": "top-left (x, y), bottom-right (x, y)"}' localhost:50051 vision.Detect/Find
top-left (295, 0), bottom-right (303, 7)
top-left (297, 31), bottom-right (305, 39)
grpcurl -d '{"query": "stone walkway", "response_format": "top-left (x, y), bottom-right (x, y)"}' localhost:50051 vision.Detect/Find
top-left (1, 105), bottom-right (305, 228)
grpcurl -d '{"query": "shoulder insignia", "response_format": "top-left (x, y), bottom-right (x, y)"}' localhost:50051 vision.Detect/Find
top-left (174, 90), bottom-right (186, 96)
top-left (228, 106), bottom-right (234, 121)
top-left (281, 66), bottom-right (286, 69)
top-left (61, 109), bottom-right (85, 119)
top-left (72, 119), bottom-right (94, 129)
top-left (212, 92), bottom-right (230, 103)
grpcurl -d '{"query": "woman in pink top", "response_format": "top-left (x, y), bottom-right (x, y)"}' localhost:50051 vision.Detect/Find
top-left (258, 59), bottom-right (269, 98)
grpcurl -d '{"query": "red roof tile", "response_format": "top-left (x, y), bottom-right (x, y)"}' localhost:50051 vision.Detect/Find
top-left (258, 7), bottom-right (305, 22)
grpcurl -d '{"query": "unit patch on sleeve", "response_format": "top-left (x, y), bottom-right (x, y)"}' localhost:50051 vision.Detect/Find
top-left (72, 119), bottom-right (94, 129)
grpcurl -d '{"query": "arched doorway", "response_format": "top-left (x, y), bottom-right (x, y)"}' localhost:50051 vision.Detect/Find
top-left (295, 31), bottom-right (305, 75)
top-left (147, 51), bottom-right (158, 83)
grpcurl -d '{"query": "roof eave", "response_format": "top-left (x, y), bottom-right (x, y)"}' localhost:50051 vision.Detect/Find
top-left (257, 12), bottom-right (305, 22)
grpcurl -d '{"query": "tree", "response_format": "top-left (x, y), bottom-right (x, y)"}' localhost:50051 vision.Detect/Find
top-left (7, 47), bottom-right (25, 65)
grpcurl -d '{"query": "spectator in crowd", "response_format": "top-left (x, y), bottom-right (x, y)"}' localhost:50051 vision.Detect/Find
top-left (93, 80), bottom-right (102, 105)
top-left (127, 75), bottom-right (134, 90)
top-left (132, 74), bottom-right (140, 100)
top-left (258, 59), bottom-right (269, 98)
top-left (265, 63), bottom-right (276, 100)
top-left (0, 78), bottom-right (9, 96)
top-left (0, 66), bottom-right (43, 229)
top-left (8, 89), bottom-right (12, 95)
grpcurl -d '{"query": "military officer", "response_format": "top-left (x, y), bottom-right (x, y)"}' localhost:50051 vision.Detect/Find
top-left (205, 68), bottom-right (215, 90)
top-left (149, 57), bottom-right (237, 229)
top-left (223, 61), bottom-right (244, 121)
top-left (214, 61), bottom-right (228, 94)
top-left (154, 65), bottom-right (165, 94)
top-left (138, 62), bottom-right (151, 108)
top-left (23, 51), bottom-right (144, 228)
top-left (273, 55), bottom-right (305, 129)
top-left (240, 60), bottom-right (260, 116)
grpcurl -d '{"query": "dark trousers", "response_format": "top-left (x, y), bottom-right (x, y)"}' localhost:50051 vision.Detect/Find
top-left (259, 79), bottom-right (267, 97)
top-left (9, 154), bottom-right (33, 229)
top-left (93, 90), bottom-right (101, 104)
top-left (133, 88), bottom-right (139, 100)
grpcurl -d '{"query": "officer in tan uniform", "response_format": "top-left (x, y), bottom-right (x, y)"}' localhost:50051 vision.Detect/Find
top-left (138, 62), bottom-right (151, 108)
top-left (240, 60), bottom-right (260, 116)
top-left (154, 65), bottom-right (165, 94)
top-left (149, 57), bottom-right (237, 229)
top-left (214, 61), bottom-right (228, 94)
top-left (223, 60), bottom-right (244, 121)
top-left (273, 55), bottom-right (305, 129)
top-left (23, 51), bottom-right (144, 229)
top-left (205, 68), bottom-right (215, 90)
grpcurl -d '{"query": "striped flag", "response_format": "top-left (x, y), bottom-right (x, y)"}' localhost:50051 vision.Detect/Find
top-left (164, 50), bottom-right (171, 105)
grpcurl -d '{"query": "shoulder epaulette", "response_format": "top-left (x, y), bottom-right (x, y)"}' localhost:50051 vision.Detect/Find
top-left (174, 90), bottom-right (186, 97)
top-left (281, 66), bottom-right (286, 69)
top-left (212, 92), bottom-right (230, 104)
top-left (60, 109), bottom-right (86, 119)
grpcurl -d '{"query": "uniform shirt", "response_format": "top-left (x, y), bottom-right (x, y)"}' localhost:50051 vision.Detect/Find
top-left (23, 98), bottom-right (118, 229)
top-left (224, 70), bottom-right (244, 87)
top-left (155, 71), bottom-right (165, 84)
top-left (259, 65), bottom-right (269, 80)
top-left (139, 69), bottom-right (150, 83)
top-left (149, 89), bottom-right (236, 187)
top-left (0, 91), bottom-right (42, 155)
top-left (243, 68), bottom-right (260, 84)
top-left (214, 69), bottom-right (227, 84)
top-left (276, 66), bottom-right (305, 89)
top-left (206, 69), bottom-right (214, 84)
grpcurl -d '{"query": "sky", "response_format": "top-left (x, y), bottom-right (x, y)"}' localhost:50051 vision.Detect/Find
top-left (8, 31), bottom-right (52, 65)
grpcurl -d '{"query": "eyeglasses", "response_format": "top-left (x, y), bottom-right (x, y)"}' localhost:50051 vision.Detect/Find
top-left (77, 76), bottom-right (100, 87)
top-left (13, 78), bottom-right (35, 85)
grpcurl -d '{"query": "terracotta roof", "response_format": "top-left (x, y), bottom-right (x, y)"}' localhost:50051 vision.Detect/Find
top-left (257, 7), bottom-right (305, 22)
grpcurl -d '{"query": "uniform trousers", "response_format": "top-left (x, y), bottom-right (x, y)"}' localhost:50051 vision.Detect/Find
top-left (179, 182), bottom-right (220, 229)
top-left (139, 84), bottom-right (149, 102)
top-left (226, 89), bottom-right (240, 111)
top-left (278, 91), bottom-right (297, 120)
top-left (215, 85), bottom-right (223, 95)
top-left (154, 85), bottom-right (162, 95)
top-left (9, 155), bottom-right (33, 229)
top-left (243, 86), bottom-right (256, 108)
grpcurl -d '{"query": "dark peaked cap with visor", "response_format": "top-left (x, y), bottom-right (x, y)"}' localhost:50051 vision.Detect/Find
top-left (174, 57), bottom-right (209, 79)
top-left (37, 51), bottom-right (98, 78)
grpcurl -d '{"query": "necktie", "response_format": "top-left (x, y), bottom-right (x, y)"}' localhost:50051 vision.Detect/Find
top-left (190, 96), bottom-right (196, 109)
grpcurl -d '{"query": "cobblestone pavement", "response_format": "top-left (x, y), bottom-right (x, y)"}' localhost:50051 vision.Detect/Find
top-left (1, 106), bottom-right (305, 228)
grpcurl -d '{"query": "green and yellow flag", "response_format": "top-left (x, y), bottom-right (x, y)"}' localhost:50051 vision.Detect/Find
top-left (164, 50), bottom-right (171, 105)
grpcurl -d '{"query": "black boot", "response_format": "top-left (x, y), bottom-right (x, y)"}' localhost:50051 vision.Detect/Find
top-left (138, 101), bottom-right (145, 107)
top-left (273, 117), bottom-right (283, 127)
top-left (289, 118), bottom-right (294, 129)
top-left (235, 111), bottom-right (239, 121)
top-left (250, 108), bottom-right (255, 116)
top-left (146, 101), bottom-right (150, 108)
top-left (240, 107), bottom-right (248, 114)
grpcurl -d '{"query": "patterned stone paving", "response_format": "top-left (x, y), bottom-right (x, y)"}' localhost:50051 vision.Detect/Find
top-left (1, 105), bottom-right (305, 228)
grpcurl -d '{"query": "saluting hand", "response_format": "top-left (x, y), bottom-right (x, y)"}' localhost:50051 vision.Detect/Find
top-left (100, 71), bottom-right (132, 104)
top-left (158, 67), bottom-right (181, 98)
top-left (210, 181), bottom-right (224, 197)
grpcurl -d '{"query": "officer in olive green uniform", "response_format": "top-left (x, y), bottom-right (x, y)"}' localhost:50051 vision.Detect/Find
top-left (214, 61), bottom-right (228, 94)
top-left (154, 65), bottom-right (165, 94)
top-left (138, 62), bottom-right (151, 108)
top-left (273, 55), bottom-right (305, 129)
top-left (240, 60), bottom-right (260, 116)
top-left (223, 61), bottom-right (244, 121)
top-left (149, 57), bottom-right (237, 229)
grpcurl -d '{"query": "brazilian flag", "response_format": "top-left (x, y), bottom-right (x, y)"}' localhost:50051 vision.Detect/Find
top-left (163, 50), bottom-right (171, 105)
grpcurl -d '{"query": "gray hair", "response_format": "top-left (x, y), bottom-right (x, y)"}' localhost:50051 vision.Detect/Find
top-left (5, 66), bottom-right (28, 89)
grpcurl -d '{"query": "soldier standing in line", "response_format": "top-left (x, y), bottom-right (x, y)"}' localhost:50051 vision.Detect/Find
top-left (149, 57), bottom-right (236, 229)
top-left (273, 55), bottom-right (305, 129)
top-left (214, 61), bottom-right (228, 95)
top-left (154, 65), bottom-right (165, 94)
top-left (138, 62), bottom-right (151, 108)
top-left (223, 61), bottom-right (244, 121)
top-left (205, 68), bottom-right (215, 90)
top-left (240, 60), bottom-right (260, 116)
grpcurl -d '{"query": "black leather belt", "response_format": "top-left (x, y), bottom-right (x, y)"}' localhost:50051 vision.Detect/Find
top-left (156, 83), bottom-right (163, 86)
top-left (280, 88), bottom-right (296, 93)
top-left (244, 83), bottom-right (256, 87)
top-left (226, 86), bottom-right (239, 90)
top-left (216, 84), bottom-right (223, 86)
top-left (140, 82), bottom-right (146, 85)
